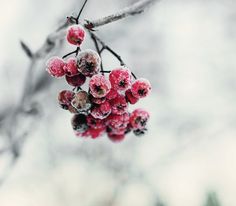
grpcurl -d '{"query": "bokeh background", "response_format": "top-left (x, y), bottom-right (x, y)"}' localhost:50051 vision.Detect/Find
top-left (0, 0), bottom-right (235, 205)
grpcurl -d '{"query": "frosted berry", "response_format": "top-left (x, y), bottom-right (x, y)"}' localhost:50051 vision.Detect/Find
top-left (125, 89), bottom-right (139, 104)
top-left (109, 68), bottom-right (131, 91)
top-left (131, 78), bottom-right (151, 98)
top-left (106, 89), bottom-right (118, 100)
top-left (58, 90), bottom-right (75, 110)
top-left (89, 74), bottom-right (111, 98)
top-left (71, 91), bottom-right (91, 113)
top-left (87, 115), bottom-right (105, 129)
top-left (46, 56), bottom-right (65, 78)
top-left (66, 25), bottom-right (85, 46)
top-left (110, 94), bottom-right (128, 115)
top-left (71, 114), bottom-right (88, 132)
top-left (107, 112), bottom-right (129, 130)
top-left (129, 108), bottom-right (150, 130)
top-left (65, 73), bottom-right (86, 87)
top-left (90, 101), bottom-right (111, 119)
top-left (77, 49), bottom-right (101, 77)
top-left (63, 57), bottom-right (78, 76)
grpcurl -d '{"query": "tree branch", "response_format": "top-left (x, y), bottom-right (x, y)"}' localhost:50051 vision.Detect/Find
top-left (84, 0), bottom-right (159, 28)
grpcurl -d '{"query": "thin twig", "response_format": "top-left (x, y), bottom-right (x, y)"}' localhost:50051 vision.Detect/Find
top-left (76, 0), bottom-right (88, 24)
top-left (62, 47), bottom-right (80, 59)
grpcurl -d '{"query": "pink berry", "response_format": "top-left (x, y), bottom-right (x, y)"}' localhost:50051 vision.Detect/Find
top-left (106, 89), bottom-right (118, 100)
top-left (87, 115), bottom-right (105, 129)
top-left (89, 74), bottom-right (111, 98)
top-left (65, 73), bottom-right (86, 87)
top-left (63, 57), bottom-right (78, 76)
top-left (110, 94), bottom-right (128, 115)
top-left (131, 78), bottom-right (151, 98)
top-left (71, 91), bottom-right (91, 113)
top-left (77, 49), bottom-right (101, 77)
top-left (125, 89), bottom-right (139, 104)
top-left (90, 101), bottom-right (111, 119)
top-left (109, 68), bottom-right (131, 91)
top-left (58, 90), bottom-right (75, 110)
top-left (46, 56), bottom-right (65, 78)
top-left (107, 112), bottom-right (129, 130)
top-left (66, 25), bottom-right (85, 46)
top-left (71, 114), bottom-right (88, 132)
top-left (129, 108), bottom-right (150, 130)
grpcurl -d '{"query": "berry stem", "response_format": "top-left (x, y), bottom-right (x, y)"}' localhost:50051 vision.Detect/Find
top-left (62, 47), bottom-right (80, 59)
top-left (76, 0), bottom-right (88, 24)
top-left (89, 31), bottom-right (104, 74)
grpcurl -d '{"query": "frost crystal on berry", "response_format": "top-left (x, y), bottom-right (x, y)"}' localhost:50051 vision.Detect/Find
top-left (110, 94), bottom-right (128, 115)
top-left (109, 68), bottom-right (131, 91)
top-left (66, 25), bottom-right (85, 46)
top-left (77, 49), bottom-right (101, 77)
top-left (90, 101), bottom-right (111, 119)
top-left (89, 74), bottom-right (111, 98)
top-left (86, 115), bottom-right (105, 129)
top-left (46, 56), bottom-right (65, 78)
top-left (131, 78), bottom-right (151, 98)
top-left (129, 108), bottom-right (150, 130)
top-left (106, 89), bottom-right (118, 100)
top-left (107, 112), bottom-right (130, 130)
top-left (65, 73), bottom-right (86, 87)
top-left (63, 57), bottom-right (78, 76)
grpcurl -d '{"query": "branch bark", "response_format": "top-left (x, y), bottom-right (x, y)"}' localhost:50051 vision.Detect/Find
top-left (85, 0), bottom-right (159, 28)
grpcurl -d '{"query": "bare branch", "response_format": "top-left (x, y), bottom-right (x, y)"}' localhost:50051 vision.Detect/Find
top-left (20, 41), bottom-right (33, 58)
top-left (84, 0), bottom-right (159, 28)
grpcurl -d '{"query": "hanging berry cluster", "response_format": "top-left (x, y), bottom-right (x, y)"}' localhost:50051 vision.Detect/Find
top-left (46, 17), bottom-right (151, 142)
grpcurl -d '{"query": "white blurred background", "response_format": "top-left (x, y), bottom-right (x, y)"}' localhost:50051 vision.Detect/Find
top-left (0, 0), bottom-right (236, 205)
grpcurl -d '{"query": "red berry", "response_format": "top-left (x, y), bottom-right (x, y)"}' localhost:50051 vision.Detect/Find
top-left (58, 90), bottom-right (75, 110)
top-left (87, 115), bottom-right (105, 129)
top-left (63, 57), bottom-right (78, 76)
top-left (107, 112), bottom-right (129, 130)
top-left (109, 68), bottom-right (131, 91)
top-left (65, 73), bottom-right (86, 87)
top-left (90, 101), bottom-right (111, 119)
top-left (71, 114), bottom-right (88, 132)
top-left (66, 25), bottom-right (85, 46)
top-left (131, 78), bottom-right (151, 98)
top-left (107, 133), bottom-right (125, 143)
top-left (110, 94), bottom-right (128, 115)
top-left (46, 56), bottom-right (65, 78)
top-left (71, 91), bottom-right (91, 113)
top-left (129, 108), bottom-right (150, 130)
top-left (125, 89), bottom-right (139, 104)
top-left (77, 49), bottom-right (101, 77)
top-left (89, 74), bottom-right (111, 98)
top-left (106, 89), bottom-right (118, 100)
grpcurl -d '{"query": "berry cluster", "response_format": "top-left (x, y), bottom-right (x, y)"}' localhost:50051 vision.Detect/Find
top-left (46, 24), bottom-right (151, 142)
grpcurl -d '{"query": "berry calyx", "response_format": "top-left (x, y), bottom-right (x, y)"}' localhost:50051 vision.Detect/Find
top-left (110, 94), bottom-right (128, 115)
